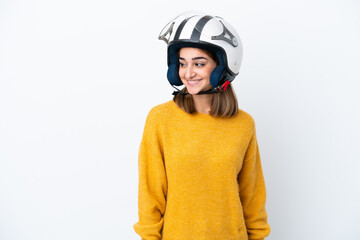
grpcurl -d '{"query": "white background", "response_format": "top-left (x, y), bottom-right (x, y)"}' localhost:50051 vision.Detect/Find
top-left (1, 0), bottom-right (359, 239)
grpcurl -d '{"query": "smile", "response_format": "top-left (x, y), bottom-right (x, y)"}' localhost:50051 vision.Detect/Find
top-left (187, 79), bottom-right (202, 86)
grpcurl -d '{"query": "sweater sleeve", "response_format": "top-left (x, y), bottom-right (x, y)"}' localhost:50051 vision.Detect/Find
top-left (237, 126), bottom-right (271, 240)
top-left (133, 108), bottom-right (168, 240)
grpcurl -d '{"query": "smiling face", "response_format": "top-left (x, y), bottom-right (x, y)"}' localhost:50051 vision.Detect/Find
top-left (178, 47), bottom-right (218, 95)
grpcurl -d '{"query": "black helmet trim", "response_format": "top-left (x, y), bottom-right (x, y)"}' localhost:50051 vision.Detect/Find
top-left (190, 15), bottom-right (214, 41)
top-left (174, 15), bottom-right (214, 42)
top-left (174, 16), bottom-right (195, 41)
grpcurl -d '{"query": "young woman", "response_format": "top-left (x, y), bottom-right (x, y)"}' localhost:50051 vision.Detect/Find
top-left (133, 11), bottom-right (271, 240)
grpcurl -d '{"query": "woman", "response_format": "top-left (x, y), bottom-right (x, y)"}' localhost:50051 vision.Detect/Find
top-left (133, 11), bottom-right (271, 240)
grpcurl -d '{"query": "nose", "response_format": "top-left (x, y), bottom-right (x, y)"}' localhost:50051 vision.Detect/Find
top-left (184, 65), bottom-right (195, 79)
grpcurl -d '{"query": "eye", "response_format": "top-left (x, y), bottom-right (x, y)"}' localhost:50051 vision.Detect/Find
top-left (179, 62), bottom-right (185, 67)
top-left (195, 63), bottom-right (205, 67)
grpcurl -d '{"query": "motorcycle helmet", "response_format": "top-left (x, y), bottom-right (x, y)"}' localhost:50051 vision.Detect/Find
top-left (158, 11), bottom-right (243, 95)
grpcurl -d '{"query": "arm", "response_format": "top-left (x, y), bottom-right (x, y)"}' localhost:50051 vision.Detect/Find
top-left (237, 127), bottom-right (271, 240)
top-left (133, 108), bottom-right (168, 240)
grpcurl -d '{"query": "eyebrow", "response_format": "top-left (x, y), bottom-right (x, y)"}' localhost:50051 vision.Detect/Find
top-left (179, 57), bottom-right (208, 61)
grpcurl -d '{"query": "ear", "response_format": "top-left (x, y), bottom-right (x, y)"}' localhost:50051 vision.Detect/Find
top-left (167, 64), bottom-right (183, 86)
top-left (209, 65), bottom-right (226, 87)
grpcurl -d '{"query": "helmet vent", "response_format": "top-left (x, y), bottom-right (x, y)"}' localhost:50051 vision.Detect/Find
top-left (158, 22), bottom-right (175, 44)
top-left (211, 21), bottom-right (238, 47)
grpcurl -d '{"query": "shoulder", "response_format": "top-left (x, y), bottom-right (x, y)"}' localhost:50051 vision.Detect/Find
top-left (237, 108), bottom-right (255, 125)
top-left (145, 100), bottom-right (173, 125)
top-left (236, 108), bottom-right (256, 130)
top-left (149, 100), bottom-right (173, 114)
top-left (147, 100), bottom-right (173, 117)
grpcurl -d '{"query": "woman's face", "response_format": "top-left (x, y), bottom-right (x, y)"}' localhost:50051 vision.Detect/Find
top-left (178, 47), bottom-right (217, 95)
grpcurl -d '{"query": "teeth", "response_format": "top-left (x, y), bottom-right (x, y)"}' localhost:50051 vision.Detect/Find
top-left (187, 80), bottom-right (201, 86)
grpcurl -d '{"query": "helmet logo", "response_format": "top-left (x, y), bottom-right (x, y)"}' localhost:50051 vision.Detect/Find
top-left (158, 22), bottom-right (175, 44)
top-left (211, 21), bottom-right (238, 47)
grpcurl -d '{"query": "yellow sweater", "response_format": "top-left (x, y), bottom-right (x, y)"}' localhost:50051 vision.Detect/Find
top-left (133, 100), bottom-right (271, 240)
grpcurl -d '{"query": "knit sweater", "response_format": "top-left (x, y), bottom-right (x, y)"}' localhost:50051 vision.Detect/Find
top-left (133, 100), bottom-right (271, 240)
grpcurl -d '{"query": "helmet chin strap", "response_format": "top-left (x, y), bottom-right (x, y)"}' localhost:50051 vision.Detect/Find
top-left (171, 80), bottom-right (230, 96)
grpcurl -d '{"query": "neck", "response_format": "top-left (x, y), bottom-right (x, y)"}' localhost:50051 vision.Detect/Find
top-left (192, 93), bottom-right (213, 114)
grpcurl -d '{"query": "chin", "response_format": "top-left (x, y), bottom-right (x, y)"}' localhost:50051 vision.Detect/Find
top-left (186, 86), bottom-right (201, 95)
top-left (186, 85), bottom-right (213, 95)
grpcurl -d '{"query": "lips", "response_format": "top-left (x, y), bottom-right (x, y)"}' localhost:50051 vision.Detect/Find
top-left (187, 79), bottom-right (202, 86)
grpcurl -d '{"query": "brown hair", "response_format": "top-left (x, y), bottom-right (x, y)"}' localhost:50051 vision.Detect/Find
top-left (173, 48), bottom-right (239, 118)
top-left (173, 83), bottom-right (239, 118)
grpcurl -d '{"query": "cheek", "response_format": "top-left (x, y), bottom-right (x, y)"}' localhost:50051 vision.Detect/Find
top-left (178, 68), bottom-right (188, 80)
top-left (178, 68), bottom-right (184, 77)
top-left (201, 68), bottom-right (213, 79)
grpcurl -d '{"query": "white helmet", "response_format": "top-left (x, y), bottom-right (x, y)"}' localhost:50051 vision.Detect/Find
top-left (158, 11), bottom-right (243, 95)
